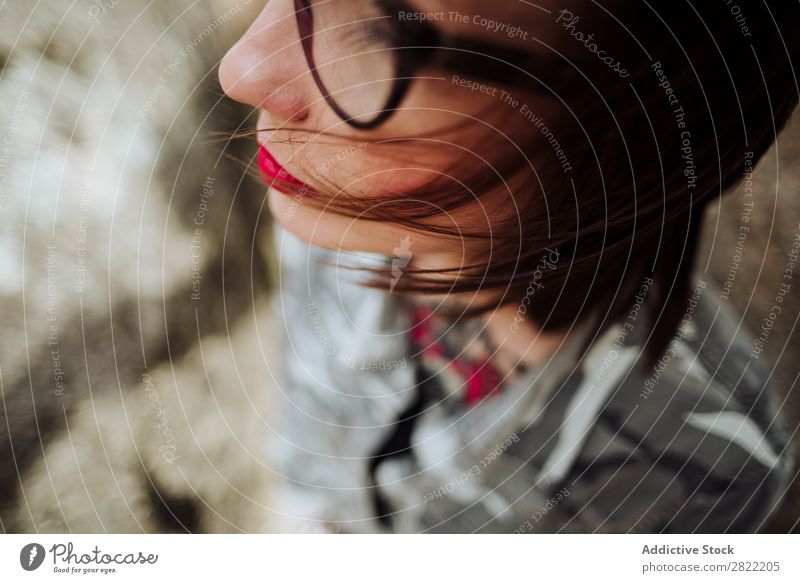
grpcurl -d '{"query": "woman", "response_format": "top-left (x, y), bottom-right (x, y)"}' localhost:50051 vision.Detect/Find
top-left (219, 0), bottom-right (798, 532)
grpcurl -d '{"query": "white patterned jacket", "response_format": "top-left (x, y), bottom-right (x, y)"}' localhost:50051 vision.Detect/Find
top-left (267, 225), bottom-right (792, 533)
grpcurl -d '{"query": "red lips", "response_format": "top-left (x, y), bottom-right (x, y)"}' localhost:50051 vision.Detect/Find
top-left (257, 145), bottom-right (312, 194)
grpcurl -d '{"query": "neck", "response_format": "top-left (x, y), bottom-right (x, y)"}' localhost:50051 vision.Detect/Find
top-left (480, 304), bottom-right (567, 371)
top-left (407, 252), bottom-right (568, 371)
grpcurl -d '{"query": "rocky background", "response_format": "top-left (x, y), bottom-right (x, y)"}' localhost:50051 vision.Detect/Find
top-left (0, 0), bottom-right (278, 533)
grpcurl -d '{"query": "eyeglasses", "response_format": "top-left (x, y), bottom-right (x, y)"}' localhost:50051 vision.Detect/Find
top-left (294, 0), bottom-right (576, 129)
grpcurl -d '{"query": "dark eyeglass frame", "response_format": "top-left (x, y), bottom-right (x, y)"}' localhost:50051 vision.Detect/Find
top-left (294, 0), bottom-right (576, 129)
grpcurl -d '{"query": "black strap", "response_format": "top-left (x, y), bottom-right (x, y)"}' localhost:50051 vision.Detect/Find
top-left (367, 366), bottom-right (433, 528)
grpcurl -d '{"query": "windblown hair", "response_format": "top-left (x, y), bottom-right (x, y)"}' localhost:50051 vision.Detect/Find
top-left (265, 0), bottom-right (800, 364)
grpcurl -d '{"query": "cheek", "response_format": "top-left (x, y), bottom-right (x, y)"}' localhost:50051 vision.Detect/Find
top-left (298, 145), bottom-right (452, 198)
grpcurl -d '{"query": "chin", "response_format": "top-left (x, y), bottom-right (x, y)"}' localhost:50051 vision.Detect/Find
top-left (267, 187), bottom-right (326, 247)
top-left (267, 188), bottom-right (396, 255)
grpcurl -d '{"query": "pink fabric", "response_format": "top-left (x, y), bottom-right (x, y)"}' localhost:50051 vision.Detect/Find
top-left (409, 306), bottom-right (503, 406)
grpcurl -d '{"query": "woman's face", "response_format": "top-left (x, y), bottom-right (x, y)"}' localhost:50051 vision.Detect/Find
top-left (219, 0), bottom-right (555, 265)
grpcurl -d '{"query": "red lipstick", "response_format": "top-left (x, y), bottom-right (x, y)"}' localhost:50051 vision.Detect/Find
top-left (257, 145), bottom-right (312, 194)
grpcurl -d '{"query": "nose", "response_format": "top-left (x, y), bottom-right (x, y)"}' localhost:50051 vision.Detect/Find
top-left (219, 0), bottom-right (311, 122)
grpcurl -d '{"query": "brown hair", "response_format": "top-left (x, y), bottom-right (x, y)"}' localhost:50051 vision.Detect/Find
top-left (259, 1), bottom-right (800, 365)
